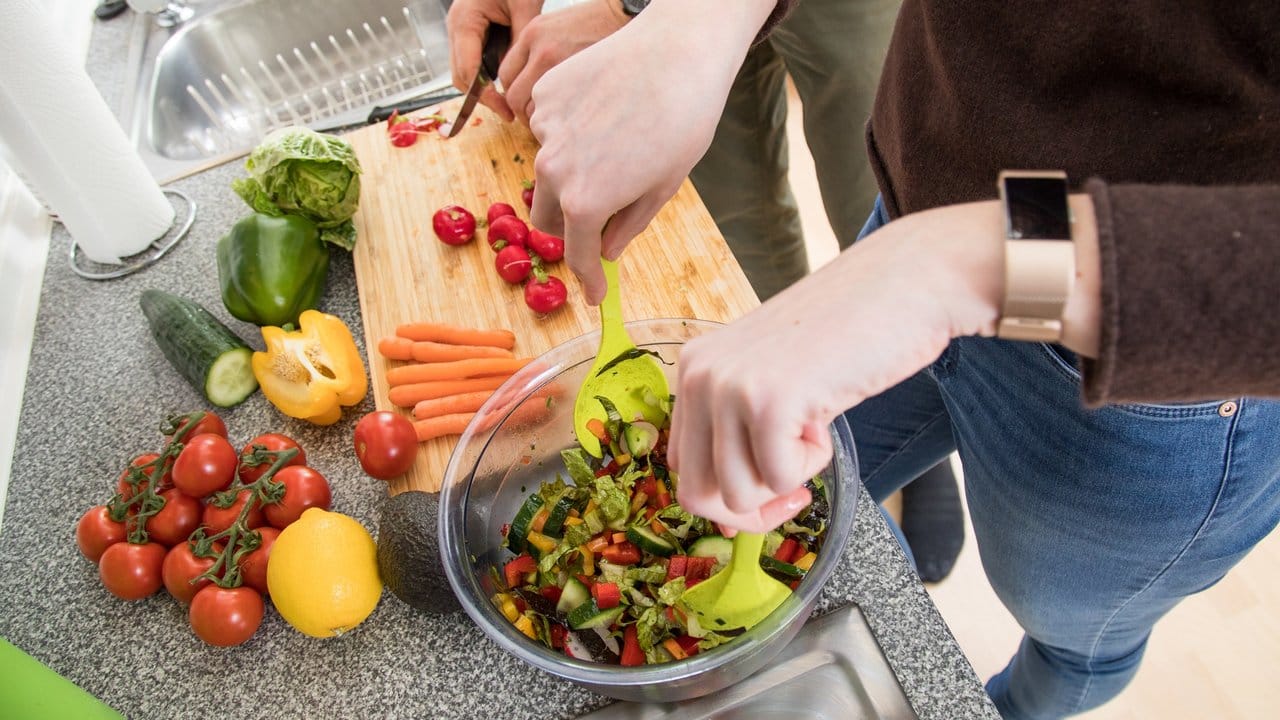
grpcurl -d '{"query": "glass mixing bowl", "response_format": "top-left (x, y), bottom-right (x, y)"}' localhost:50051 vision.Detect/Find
top-left (438, 318), bottom-right (859, 703)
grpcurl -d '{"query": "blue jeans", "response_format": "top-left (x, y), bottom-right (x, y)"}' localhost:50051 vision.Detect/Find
top-left (847, 198), bottom-right (1280, 719)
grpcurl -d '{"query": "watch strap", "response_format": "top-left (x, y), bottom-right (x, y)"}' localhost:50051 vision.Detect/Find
top-left (997, 239), bottom-right (1075, 342)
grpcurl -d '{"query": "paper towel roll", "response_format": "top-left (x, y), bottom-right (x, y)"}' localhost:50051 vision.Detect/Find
top-left (0, 0), bottom-right (175, 265)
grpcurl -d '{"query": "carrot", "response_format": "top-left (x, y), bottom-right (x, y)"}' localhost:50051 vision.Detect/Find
top-left (386, 358), bottom-right (530, 386)
top-left (396, 322), bottom-right (516, 350)
top-left (377, 336), bottom-right (415, 360)
top-left (411, 341), bottom-right (514, 363)
top-left (413, 413), bottom-right (475, 441)
top-left (412, 391), bottom-right (496, 420)
top-left (388, 376), bottom-right (509, 408)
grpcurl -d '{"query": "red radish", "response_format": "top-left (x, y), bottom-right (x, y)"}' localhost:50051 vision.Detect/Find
top-left (521, 180), bottom-right (535, 209)
top-left (495, 245), bottom-right (533, 284)
top-left (524, 270), bottom-right (567, 313)
top-left (487, 202), bottom-right (517, 225)
top-left (432, 205), bottom-right (476, 245)
top-left (487, 215), bottom-right (529, 251)
top-left (527, 229), bottom-right (564, 263)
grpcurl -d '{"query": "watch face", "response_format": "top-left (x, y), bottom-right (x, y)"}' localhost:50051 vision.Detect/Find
top-left (621, 0), bottom-right (650, 15)
top-left (1002, 175), bottom-right (1070, 239)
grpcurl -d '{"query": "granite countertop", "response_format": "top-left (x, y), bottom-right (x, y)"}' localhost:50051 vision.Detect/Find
top-left (0, 10), bottom-right (998, 720)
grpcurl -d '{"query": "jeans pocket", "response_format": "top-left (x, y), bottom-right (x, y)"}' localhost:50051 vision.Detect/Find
top-left (1037, 343), bottom-right (1229, 419)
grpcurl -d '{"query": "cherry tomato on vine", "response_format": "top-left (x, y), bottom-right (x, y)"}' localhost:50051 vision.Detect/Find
top-left (98, 542), bottom-right (167, 600)
top-left (237, 526), bottom-right (280, 595)
top-left (172, 434), bottom-right (237, 498)
top-left (162, 542), bottom-right (218, 604)
top-left (147, 489), bottom-right (202, 547)
top-left (202, 490), bottom-right (265, 534)
top-left (239, 434), bottom-right (307, 483)
top-left (116, 453), bottom-right (164, 501)
top-left (189, 585), bottom-right (264, 647)
top-left (76, 506), bottom-right (126, 562)
top-left (353, 411), bottom-right (418, 480)
top-left (263, 466), bottom-right (331, 529)
top-left (170, 411), bottom-right (228, 441)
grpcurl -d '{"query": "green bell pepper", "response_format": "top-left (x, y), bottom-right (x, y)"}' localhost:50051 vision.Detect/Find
top-left (217, 213), bottom-right (330, 327)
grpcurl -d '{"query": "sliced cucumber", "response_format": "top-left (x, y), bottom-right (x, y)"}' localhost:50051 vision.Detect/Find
top-left (688, 535), bottom-right (733, 567)
top-left (626, 525), bottom-right (676, 557)
top-left (759, 555), bottom-right (805, 580)
top-left (139, 289), bottom-right (257, 407)
top-left (542, 494), bottom-right (577, 538)
top-left (567, 601), bottom-right (626, 630)
top-left (556, 577), bottom-right (591, 615)
top-left (507, 494), bottom-right (545, 554)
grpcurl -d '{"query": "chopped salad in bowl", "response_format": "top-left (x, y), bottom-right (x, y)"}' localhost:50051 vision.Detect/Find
top-left (438, 318), bottom-right (858, 703)
top-left (489, 395), bottom-right (831, 666)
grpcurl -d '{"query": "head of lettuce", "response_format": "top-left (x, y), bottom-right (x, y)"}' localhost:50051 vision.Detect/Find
top-left (232, 127), bottom-right (362, 251)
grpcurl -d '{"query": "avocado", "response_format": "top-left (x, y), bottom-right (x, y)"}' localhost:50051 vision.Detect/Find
top-left (376, 490), bottom-right (460, 614)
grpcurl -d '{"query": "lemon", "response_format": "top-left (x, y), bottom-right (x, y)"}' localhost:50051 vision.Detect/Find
top-left (267, 508), bottom-right (382, 638)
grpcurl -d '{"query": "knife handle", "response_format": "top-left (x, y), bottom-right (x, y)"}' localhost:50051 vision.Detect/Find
top-left (481, 24), bottom-right (512, 83)
top-left (366, 88), bottom-right (462, 124)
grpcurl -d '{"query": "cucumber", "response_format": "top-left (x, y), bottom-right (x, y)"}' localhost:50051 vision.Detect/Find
top-left (507, 494), bottom-right (545, 554)
top-left (625, 525), bottom-right (676, 557)
top-left (139, 289), bottom-right (258, 407)
top-left (542, 494), bottom-right (577, 538)
top-left (556, 577), bottom-right (591, 615)
top-left (566, 601), bottom-right (625, 630)
top-left (759, 555), bottom-right (805, 580)
top-left (688, 535), bottom-right (733, 568)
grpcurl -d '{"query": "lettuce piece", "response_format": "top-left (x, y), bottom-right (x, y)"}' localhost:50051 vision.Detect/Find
top-left (657, 576), bottom-right (687, 607)
top-left (231, 127), bottom-right (362, 250)
top-left (624, 565), bottom-right (667, 586)
top-left (560, 448), bottom-right (597, 487)
top-left (591, 475), bottom-right (630, 529)
top-left (537, 521), bottom-right (592, 573)
top-left (635, 606), bottom-right (667, 653)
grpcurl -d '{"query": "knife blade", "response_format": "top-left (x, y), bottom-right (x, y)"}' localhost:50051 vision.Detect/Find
top-left (445, 23), bottom-right (511, 138)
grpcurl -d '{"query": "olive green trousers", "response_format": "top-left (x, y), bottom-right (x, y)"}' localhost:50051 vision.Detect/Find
top-left (690, 0), bottom-right (902, 301)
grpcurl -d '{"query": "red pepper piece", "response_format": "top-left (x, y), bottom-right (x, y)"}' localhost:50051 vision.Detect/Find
top-left (774, 538), bottom-right (801, 564)
top-left (504, 553), bottom-right (537, 589)
top-left (592, 581), bottom-right (621, 610)
top-left (789, 579), bottom-right (801, 591)
top-left (601, 541), bottom-right (641, 566)
top-left (675, 635), bottom-right (700, 657)
top-left (636, 476), bottom-right (658, 499)
top-left (550, 624), bottom-right (567, 650)
top-left (539, 586), bottom-right (563, 604)
top-left (666, 555), bottom-right (688, 581)
top-left (620, 624), bottom-right (645, 666)
top-left (685, 556), bottom-right (716, 584)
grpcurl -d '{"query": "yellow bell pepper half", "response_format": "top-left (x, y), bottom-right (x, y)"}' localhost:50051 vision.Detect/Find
top-left (251, 310), bottom-right (368, 425)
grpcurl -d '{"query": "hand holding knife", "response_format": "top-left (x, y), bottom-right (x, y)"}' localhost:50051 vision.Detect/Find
top-left (444, 23), bottom-right (512, 138)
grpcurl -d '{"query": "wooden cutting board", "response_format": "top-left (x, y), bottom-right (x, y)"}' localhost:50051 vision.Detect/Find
top-left (346, 100), bottom-right (759, 495)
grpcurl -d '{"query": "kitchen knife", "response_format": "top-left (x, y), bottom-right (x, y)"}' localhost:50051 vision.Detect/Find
top-left (445, 23), bottom-right (511, 138)
top-left (309, 85), bottom-right (461, 134)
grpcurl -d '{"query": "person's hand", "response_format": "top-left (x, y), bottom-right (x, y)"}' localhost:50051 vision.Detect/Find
top-left (669, 195), bottom-right (1101, 533)
top-left (445, 0), bottom-right (544, 122)
top-left (498, 0), bottom-right (629, 125)
top-left (669, 202), bottom-right (1010, 533)
top-left (528, 0), bottom-right (777, 304)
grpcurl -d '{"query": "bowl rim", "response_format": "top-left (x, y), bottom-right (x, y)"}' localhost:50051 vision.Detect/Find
top-left (438, 318), bottom-right (860, 687)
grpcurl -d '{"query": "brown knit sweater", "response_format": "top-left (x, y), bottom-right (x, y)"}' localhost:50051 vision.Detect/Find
top-left (866, 1), bottom-right (1280, 405)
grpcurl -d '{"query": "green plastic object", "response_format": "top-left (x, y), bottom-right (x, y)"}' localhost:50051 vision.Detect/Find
top-left (0, 638), bottom-right (122, 719)
top-left (217, 212), bottom-right (330, 327)
top-left (680, 532), bottom-right (792, 632)
top-left (572, 258), bottom-right (670, 457)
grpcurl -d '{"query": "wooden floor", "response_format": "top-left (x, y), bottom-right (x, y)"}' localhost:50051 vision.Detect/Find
top-left (783, 85), bottom-right (1280, 719)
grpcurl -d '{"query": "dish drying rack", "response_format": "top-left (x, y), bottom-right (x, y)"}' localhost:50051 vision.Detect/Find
top-left (178, 4), bottom-right (452, 155)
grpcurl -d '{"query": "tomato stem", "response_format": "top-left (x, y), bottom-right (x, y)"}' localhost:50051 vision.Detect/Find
top-left (192, 446), bottom-right (299, 588)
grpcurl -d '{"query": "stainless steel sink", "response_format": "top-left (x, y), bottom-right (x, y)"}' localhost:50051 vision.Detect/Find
top-left (120, 0), bottom-right (453, 183)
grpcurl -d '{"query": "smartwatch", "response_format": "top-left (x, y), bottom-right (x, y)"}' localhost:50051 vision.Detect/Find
top-left (620, 0), bottom-right (650, 16)
top-left (996, 170), bottom-right (1075, 343)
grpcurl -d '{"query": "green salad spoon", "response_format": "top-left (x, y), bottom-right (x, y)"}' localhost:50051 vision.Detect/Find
top-left (680, 531), bottom-right (792, 632)
top-left (572, 258), bottom-right (670, 457)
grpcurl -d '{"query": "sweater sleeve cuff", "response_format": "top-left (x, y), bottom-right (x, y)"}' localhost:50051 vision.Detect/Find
top-left (1079, 178), bottom-right (1280, 405)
